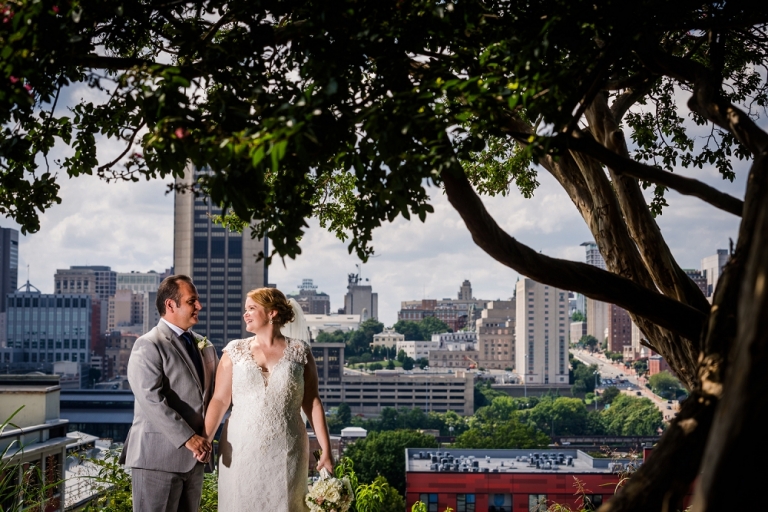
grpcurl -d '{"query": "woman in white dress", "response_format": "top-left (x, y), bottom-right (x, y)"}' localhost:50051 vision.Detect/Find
top-left (204, 288), bottom-right (333, 511)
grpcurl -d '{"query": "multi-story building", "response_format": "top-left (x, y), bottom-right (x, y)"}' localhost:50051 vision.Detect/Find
top-left (683, 269), bottom-right (708, 296)
top-left (371, 327), bottom-right (405, 349)
top-left (104, 331), bottom-right (139, 379)
top-left (515, 279), bottom-right (569, 386)
top-left (475, 300), bottom-right (515, 370)
top-left (305, 314), bottom-right (361, 340)
top-left (310, 342), bottom-right (344, 385)
top-left (0, 374), bottom-right (70, 511)
top-left (1, 283), bottom-right (92, 369)
top-left (343, 273), bottom-right (378, 320)
top-left (701, 249), bottom-right (729, 299)
top-left (458, 280), bottom-right (472, 301)
top-left (107, 289), bottom-right (144, 333)
top-left (607, 304), bottom-right (632, 353)
top-left (570, 321), bottom-right (586, 344)
top-left (54, 266), bottom-right (116, 301)
top-left (116, 271), bottom-right (163, 294)
top-left (0, 227), bottom-right (19, 314)
top-left (581, 242), bottom-right (609, 345)
top-left (405, 448), bottom-right (649, 512)
top-left (432, 331), bottom-right (477, 350)
top-left (173, 165), bottom-right (268, 351)
top-left (288, 279), bottom-right (331, 315)
top-left (398, 281), bottom-right (487, 331)
top-left (397, 340), bottom-right (441, 360)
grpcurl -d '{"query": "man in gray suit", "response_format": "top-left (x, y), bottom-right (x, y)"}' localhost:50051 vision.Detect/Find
top-left (122, 275), bottom-right (219, 511)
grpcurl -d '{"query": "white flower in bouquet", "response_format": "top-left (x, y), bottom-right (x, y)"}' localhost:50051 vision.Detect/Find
top-left (305, 469), bottom-right (354, 512)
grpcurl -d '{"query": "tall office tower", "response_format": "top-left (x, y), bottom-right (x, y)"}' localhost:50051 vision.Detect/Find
top-left (343, 272), bottom-right (378, 320)
top-left (174, 166), bottom-right (268, 351)
top-left (581, 241), bottom-right (609, 344)
top-left (116, 271), bottom-right (163, 293)
top-left (458, 280), bottom-right (472, 301)
top-left (515, 278), bottom-right (569, 385)
top-left (0, 227), bottom-right (19, 313)
top-left (701, 249), bottom-right (729, 299)
top-left (683, 269), bottom-right (708, 296)
top-left (476, 300), bottom-right (515, 370)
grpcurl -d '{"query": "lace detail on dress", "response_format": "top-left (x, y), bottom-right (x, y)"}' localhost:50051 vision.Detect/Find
top-left (222, 338), bottom-right (252, 365)
top-left (283, 338), bottom-right (308, 365)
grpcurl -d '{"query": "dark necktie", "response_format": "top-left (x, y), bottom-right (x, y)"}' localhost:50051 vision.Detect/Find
top-left (180, 331), bottom-right (205, 386)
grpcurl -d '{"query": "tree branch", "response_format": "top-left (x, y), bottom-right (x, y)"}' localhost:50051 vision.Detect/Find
top-left (439, 163), bottom-right (706, 342)
top-left (564, 131), bottom-right (744, 217)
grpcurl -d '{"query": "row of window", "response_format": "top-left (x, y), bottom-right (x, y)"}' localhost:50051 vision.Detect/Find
top-left (418, 493), bottom-right (602, 512)
top-left (8, 297), bottom-right (89, 308)
top-left (8, 339), bottom-right (87, 349)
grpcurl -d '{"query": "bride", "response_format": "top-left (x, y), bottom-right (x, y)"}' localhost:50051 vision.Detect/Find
top-left (204, 288), bottom-right (333, 511)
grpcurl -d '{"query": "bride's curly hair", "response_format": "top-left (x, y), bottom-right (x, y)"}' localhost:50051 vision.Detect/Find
top-left (247, 288), bottom-right (295, 327)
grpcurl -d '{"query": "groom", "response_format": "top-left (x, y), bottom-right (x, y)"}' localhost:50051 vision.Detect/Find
top-left (122, 275), bottom-right (219, 511)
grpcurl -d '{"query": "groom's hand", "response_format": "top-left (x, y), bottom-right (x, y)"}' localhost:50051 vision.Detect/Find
top-left (185, 434), bottom-right (211, 461)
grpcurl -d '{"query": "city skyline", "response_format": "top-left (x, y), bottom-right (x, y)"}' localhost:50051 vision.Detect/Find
top-left (0, 153), bottom-right (743, 326)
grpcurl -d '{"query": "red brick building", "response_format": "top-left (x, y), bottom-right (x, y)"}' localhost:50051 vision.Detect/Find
top-left (607, 305), bottom-right (632, 354)
top-left (648, 355), bottom-right (673, 376)
top-left (406, 448), bottom-right (641, 511)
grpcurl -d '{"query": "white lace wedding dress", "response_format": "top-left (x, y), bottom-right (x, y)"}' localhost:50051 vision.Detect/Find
top-left (218, 337), bottom-right (310, 511)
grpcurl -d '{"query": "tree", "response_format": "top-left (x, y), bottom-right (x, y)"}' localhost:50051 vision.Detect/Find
top-left (4, 2), bottom-right (767, 508)
top-left (601, 395), bottom-right (663, 436)
top-left (344, 430), bottom-right (437, 494)
top-left (392, 321), bottom-right (424, 341)
top-left (521, 397), bottom-right (590, 436)
top-left (417, 317), bottom-right (451, 339)
top-left (649, 371), bottom-right (683, 399)
top-left (571, 360), bottom-right (600, 394)
top-left (401, 357), bottom-right (414, 371)
top-left (579, 335), bottom-right (598, 352)
top-left (453, 416), bottom-right (550, 449)
top-left (571, 311), bottom-right (586, 323)
top-left (600, 386), bottom-right (621, 405)
top-left (337, 403), bottom-right (352, 425)
top-left (396, 350), bottom-right (407, 363)
top-left (386, 359), bottom-right (395, 370)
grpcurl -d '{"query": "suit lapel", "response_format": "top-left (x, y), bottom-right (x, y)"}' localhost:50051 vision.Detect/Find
top-left (158, 322), bottom-right (203, 396)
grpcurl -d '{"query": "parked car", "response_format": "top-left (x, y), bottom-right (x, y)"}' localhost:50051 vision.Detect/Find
top-left (636, 391), bottom-right (642, 396)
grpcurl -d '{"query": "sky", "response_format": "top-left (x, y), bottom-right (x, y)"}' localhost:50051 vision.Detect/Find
top-left (1, 84), bottom-right (748, 326)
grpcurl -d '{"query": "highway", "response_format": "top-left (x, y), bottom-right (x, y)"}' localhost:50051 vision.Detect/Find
top-left (571, 349), bottom-right (679, 421)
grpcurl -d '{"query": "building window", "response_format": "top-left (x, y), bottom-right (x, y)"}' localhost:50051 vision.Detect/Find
top-left (456, 494), bottom-right (475, 512)
top-left (528, 494), bottom-right (547, 512)
top-left (419, 493), bottom-right (438, 512)
top-left (488, 493), bottom-right (512, 512)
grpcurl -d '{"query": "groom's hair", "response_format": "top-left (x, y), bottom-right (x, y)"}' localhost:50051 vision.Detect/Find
top-left (156, 275), bottom-right (195, 315)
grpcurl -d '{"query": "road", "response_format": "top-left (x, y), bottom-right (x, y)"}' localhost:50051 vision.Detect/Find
top-left (571, 349), bottom-right (678, 420)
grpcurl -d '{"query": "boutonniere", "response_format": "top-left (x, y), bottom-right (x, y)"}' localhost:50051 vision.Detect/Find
top-left (197, 337), bottom-right (213, 351)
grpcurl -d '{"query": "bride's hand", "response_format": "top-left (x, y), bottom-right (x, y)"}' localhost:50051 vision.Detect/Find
top-left (316, 454), bottom-right (333, 474)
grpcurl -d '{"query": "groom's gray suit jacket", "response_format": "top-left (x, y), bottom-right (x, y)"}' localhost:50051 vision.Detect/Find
top-left (121, 320), bottom-right (218, 472)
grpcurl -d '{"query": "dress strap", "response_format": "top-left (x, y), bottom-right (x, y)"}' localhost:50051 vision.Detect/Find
top-left (283, 338), bottom-right (309, 365)
top-left (223, 338), bottom-right (251, 365)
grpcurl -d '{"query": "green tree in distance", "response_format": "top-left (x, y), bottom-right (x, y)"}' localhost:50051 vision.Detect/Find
top-left (600, 386), bottom-right (621, 404)
top-left (4, 1), bottom-right (767, 507)
top-left (571, 311), bottom-right (586, 323)
top-left (417, 316), bottom-right (451, 339)
top-left (344, 430), bottom-right (437, 495)
top-left (601, 395), bottom-right (663, 436)
top-left (392, 321), bottom-right (424, 341)
top-left (649, 371), bottom-right (683, 400)
top-left (453, 416), bottom-right (550, 450)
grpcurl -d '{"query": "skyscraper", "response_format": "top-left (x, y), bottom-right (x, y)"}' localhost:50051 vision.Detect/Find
top-left (701, 249), bottom-right (729, 299)
top-left (515, 278), bottom-right (569, 385)
top-left (174, 166), bottom-right (268, 351)
top-left (54, 266), bottom-right (116, 300)
top-left (343, 272), bottom-right (378, 320)
top-left (0, 227), bottom-right (19, 314)
top-left (581, 242), bottom-right (609, 344)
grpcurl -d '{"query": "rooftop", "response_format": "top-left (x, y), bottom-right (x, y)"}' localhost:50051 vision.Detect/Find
top-left (405, 448), bottom-right (639, 475)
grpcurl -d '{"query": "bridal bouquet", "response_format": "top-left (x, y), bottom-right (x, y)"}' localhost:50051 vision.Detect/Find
top-left (305, 468), bottom-right (354, 512)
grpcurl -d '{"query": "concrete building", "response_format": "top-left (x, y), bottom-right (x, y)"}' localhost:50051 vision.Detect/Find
top-left (106, 289), bottom-right (144, 333)
top-left (371, 327), bottom-right (405, 349)
top-left (305, 314), bottom-right (361, 340)
top-left (397, 340), bottom-right (441, 360)
top-left (648, 354), bottom-right (673, 376)
top-left (287, 279), bottom-right (331, 315)
top-left (319, 370), bottom-right (475, 416)
top-left (310, 342), bottom-right (344, 385)
top-left (398, 280), bottom-right (487, 331)
top-left (343, 272), bottom-right (378, 320)
top-left (476, 300), bottom-right (515, 370)
top-left (458, 279), bottom-right (472, 301)
top-left (0, 374), bottom-right (70, 511)
top-left (581, 242), bottom-right (609, 345)
top-left (701, 249), bottom-right (729, 299)
top-left (429, 349), bottom-right (481, 369)
top-left (569, 292), bottom-right (586, 317)
top-left (104, 331), bottom-right (139, 380)
top-left (1, 283), bottom-right (92, 371)
top-left (54, 266), bottom-right (116, 301)
top-left (607, 304), bottom-right (632, 354)
top-left (570, 321), bottom-right (586, 344)
top-left (515, 279), bottom-right (569, 386)
top-left (432, 331), bottom-right (477, 350)
top-left (142, 291), bottom-right (160, 334)
top-left (173, 165), bottom-right (268, 351)
top-left (116, 271), bottom-right (162, 293)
